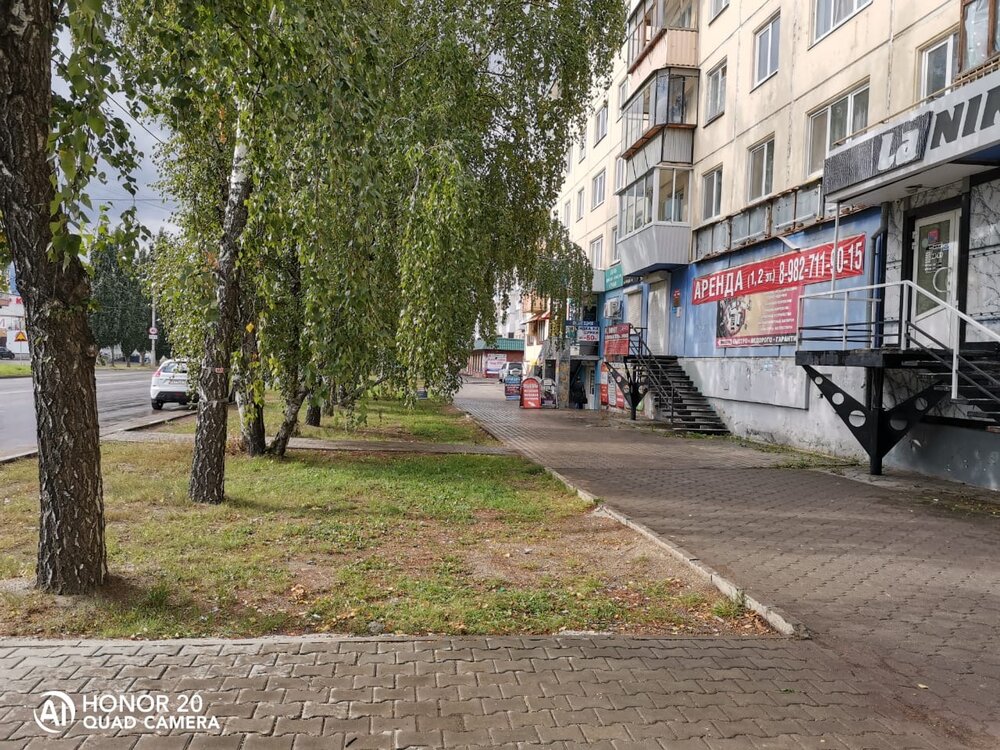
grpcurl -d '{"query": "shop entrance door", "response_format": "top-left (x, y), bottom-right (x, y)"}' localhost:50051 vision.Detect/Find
top-left (647, 280), bottom-right (669, 354)
top-left (910, 210), bottom-right (961, 350)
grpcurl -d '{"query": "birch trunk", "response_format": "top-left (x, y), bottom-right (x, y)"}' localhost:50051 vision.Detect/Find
top-left (0, 0), bottom-right (107, 592)
top-left (189, 116), bottom-right (252, 503)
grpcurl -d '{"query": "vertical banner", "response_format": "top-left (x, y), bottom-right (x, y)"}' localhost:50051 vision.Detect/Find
top-left (692, 235), bottom-right (866, 348)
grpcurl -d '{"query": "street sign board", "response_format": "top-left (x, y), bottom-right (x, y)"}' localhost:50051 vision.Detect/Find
top-left (149, 326), bottom-right (158, 335)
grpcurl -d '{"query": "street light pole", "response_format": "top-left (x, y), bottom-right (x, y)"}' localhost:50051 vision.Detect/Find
top-left (151, 291), bottom-right (157, 366)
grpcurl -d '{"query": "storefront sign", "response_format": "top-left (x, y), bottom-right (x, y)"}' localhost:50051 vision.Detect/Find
top-left (603, 323), bottom-right (632, 357)
top-left (604, 264), bottom-right (624, 291)
top-left (576, 323), bottom-right (600, 343)
top-left (692, 235), bottom-right (866, 348)
top-left (504, 375), bottom-right (521, 401)
top-left (825, 68), bottom-right (1000, 200)
top-left (825, 113), bottom-right (932, 195)
top-left (520, 376), bottom-right (542, 409)
top-left (485, 353), bottom-right (507, 374)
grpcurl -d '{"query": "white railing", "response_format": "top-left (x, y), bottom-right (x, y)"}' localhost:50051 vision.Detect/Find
top-left (797, 280), bottom-right (1000, 399)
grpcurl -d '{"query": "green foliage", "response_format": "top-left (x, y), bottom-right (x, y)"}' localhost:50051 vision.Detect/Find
top-left (51, 1), bottom-right (147, 264)
top-left (129, 0), bottom-right (624, 436)
top-left (87, 232), bottom-right (153, 360)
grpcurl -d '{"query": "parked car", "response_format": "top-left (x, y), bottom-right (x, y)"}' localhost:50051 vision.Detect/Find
top-left (149, 359), bottom-right (193, 410)
top-left (0, 346), bottom-right (15, 360)
top-left (498, 362), bottom-right (523, 383)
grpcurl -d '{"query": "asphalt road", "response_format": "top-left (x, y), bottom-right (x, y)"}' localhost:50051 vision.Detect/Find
top-left (0, 369), bottom-right (188, 459)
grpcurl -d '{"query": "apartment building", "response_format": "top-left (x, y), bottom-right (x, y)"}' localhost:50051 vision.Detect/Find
top-left (547, 44), bottom-right (630, 408)
top-left (554, 0), bottom-right (1000, 487)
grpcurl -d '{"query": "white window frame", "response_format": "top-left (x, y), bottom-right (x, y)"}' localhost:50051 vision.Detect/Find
top-left (589, 236), bottom-right (604, 269)
top-left (710, 0), bottom-right (729, 21)
top-left (814, 0), bottom-right (871, 43)
top-left (702, 167), bottom-right (724, 221)
top-left (617, 79), bottom-right (629, 119)
top-left (612, 227), bottom-right (620, 262)
top-left (578, 134), bottom-right (587, 162)
top-left (595, 103), bottom-right (608, 145)
top-left (563, 200), bottom-right (571, 227)
top-left (706, 61), bottom-right (727, 122)
top-left (592, 170), bottom-right (606, 209)
top-left (807, 84), bottom-right (870, 176)
top-left (921, 33), bottom-right (960, 99)
top-left (576, 188), bottom-right (585, 221)
top-left (747, 138), bottom-right (775, 202)
top-left (754, 15), bottom-right (780, 87)
top-left (614, 157), bottom-right (626, 191)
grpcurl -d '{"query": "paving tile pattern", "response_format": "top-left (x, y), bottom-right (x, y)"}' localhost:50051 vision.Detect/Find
top-left (457, 383), bottom-right (1000, 747)
top-left (0, 636), bottom-right (952, 749)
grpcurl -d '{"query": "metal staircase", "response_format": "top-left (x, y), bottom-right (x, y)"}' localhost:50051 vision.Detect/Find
top-left (797, 279), bottom-right (1000, 473)
top-left (606, 327), bottom-right (729, 435)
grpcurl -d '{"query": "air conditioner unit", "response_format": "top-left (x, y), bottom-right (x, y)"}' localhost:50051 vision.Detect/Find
top-left (603, 298), bottom-right (623, 319)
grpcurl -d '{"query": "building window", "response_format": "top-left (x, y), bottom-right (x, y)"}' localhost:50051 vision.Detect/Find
top-left (754, 15), bottom-right (780, 86)
top-left (615, 157), bottom-right (626, 191)
top-left (619, 172), bottom-right (655, 235)
top-left (702, 167), bottom-right (723, 221)
top-left (612, 227), bottom-right (620, 261)
top-left (657, 168), bottom-right (690, 223)
top-left (592, 170), bottom-right (606, 208)
top-left (576, 188), bottom-right (585, 220)
top-left (706, 61), bottom-right (727, 122)
top-left (747, 138), bottom-right (775, 202)
top-left (578, 134), bottom-right (586, 162)
top-left (617, 79), bottom-right (629, 119)
top-left (815, 0), bottom-right (871, 42)
top-left (923, 33), bottom-right (960, 98)
top-left (563, 200), bottom-right (571, 227)
top-left (807, 84), bottom-right (869, 175)
top-left (711, 0), bottom-right (729, 21)
top-left (565, 145), bottom-right (572, 173)
top-left (595, 103), bottom-right (608, 144)
top-left (589, 236), bottom-right (604, 269)
top-left (961, 0), bottom-right (1000, 70)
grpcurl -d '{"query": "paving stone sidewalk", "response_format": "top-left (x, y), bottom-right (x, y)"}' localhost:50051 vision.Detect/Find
top-left (456, 382), bottom-right (1000, 748)
top-left (0, 636), bottom-right (951, 749)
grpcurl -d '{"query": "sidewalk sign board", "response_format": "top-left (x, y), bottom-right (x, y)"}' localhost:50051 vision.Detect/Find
top-left (504, 374), bottom-right (521, 401)
top-left (520, 376), bottom-right (542, 409)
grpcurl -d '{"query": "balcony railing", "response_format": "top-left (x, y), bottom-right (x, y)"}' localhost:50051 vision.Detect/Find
top-left (618, 223), bottom-right (691, 278)
top-left (694, 181), bottom-right (833, 260)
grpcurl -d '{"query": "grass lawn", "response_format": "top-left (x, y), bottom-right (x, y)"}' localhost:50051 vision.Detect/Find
top-left (0, 362), bottom-right (30, 378)
top-left (159, 394), bottom-right (496, 445)
top-left (0, 441), bottom-right (766, 639)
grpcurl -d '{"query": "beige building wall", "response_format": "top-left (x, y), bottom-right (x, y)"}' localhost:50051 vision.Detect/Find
top-left (692, 0), bottom-right (957, 235)
top-left (555, 44), bottom-right (629, 275)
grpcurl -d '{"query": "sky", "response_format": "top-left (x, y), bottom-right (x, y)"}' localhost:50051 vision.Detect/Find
top-left (94, 112), bottom-right (177, 238)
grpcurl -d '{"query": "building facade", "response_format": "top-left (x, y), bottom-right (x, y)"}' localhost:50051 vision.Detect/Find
top-left (553, 0), bottom-right (1000, 487)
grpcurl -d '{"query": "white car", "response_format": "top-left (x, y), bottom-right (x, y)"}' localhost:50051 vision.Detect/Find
top-left (498, 362), bottom-right (524, 383)
top-left (150, 359), bottom-right (193, 410)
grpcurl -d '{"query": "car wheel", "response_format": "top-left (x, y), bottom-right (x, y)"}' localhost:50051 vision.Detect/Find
top-left (151, 400), bottom-right (163, 411)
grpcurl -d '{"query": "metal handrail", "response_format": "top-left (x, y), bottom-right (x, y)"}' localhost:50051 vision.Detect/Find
top-left (797, 280), bottom-right (1000, 399)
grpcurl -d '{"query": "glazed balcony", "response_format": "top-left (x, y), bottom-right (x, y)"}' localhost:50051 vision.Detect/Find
top-left (621, 68), bottom-right (697, 159)
top-left (627, 0), bottom-right (698, 74)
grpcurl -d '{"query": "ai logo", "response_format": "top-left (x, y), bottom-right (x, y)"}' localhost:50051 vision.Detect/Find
top-left (34, 691), bottom-right (76, 734)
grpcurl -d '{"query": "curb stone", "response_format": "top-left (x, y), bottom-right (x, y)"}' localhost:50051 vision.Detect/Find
top-left (459, 403), bottom-right (810, 640)
top-left (0, 409), bottom-right (195, 465)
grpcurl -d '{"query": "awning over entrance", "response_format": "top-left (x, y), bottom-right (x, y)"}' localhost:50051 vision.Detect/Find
top-left (824, 67), bottom-right (1000, 204)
